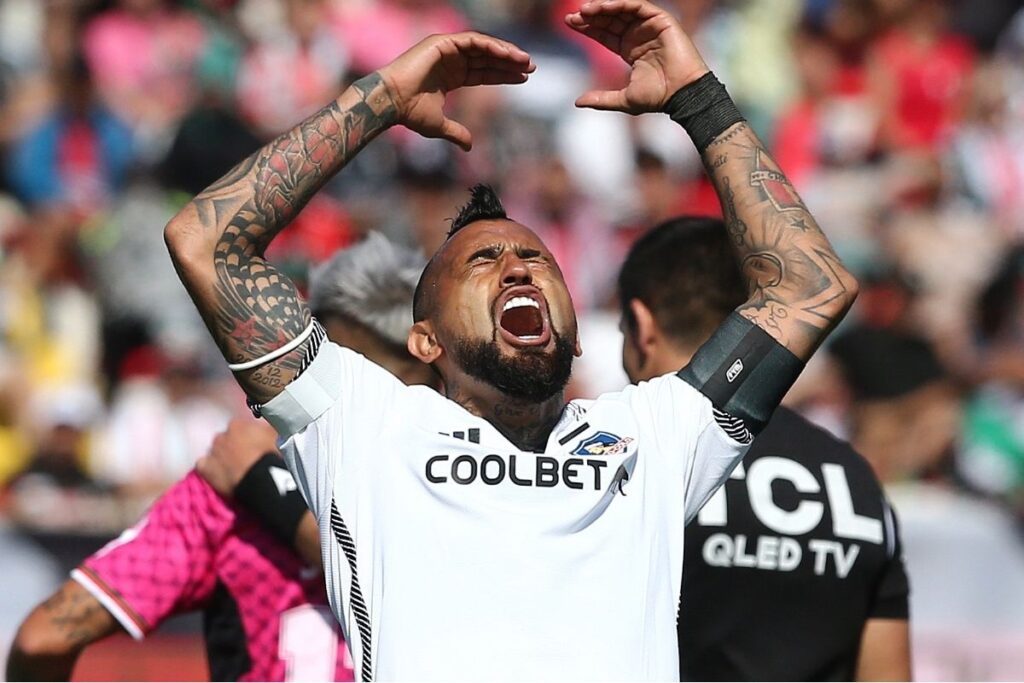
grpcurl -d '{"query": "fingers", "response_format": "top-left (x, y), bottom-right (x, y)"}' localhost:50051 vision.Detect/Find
top-left (569, 11), bottom-right (631, 35)
top-left (444, 32), bottom-right (535, 73)
top-left (578, 0), bottom-right (662, 20)
top-left (464, 68), bottom-right (530, 87)
top-left (437, 117), bottom-right (473, 152)
top-left (564, 22), bottom-right (623, 56)
top-left (565, 0), bottom-right (662, 37)
top-left (465, 55), bottom-right (535, 75)
top-left (575, 89), bottom-right (631, 112)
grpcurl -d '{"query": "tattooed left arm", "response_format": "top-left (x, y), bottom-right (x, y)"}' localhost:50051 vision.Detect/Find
top-left (6, 580), bottom-right (119, 681)
top-left (565, 0), bottom-right (857, 362)
top-left (703, 123), bottom-right (858, 360)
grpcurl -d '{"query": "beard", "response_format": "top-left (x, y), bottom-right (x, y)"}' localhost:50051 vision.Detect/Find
top-left (449, 331), bottom-right (575, 402)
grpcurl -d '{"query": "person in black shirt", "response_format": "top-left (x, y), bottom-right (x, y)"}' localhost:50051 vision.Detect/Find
top-left (618, 217), bottom-right (911, 681)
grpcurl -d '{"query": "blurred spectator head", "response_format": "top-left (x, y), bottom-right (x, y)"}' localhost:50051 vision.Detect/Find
top-left (394, 0), bottom-right (449, 10)
top-left (41, 0), bottom-right (80, 74)
top-left (887, 150), bottom-right (946, 208)
top-left (58, 52), bottom-right (94, 114)
top-left (873, 0), bottom-right (932, 25)
top-left (824, 0), bottom-right (878, 54)
top-left (18, 383), bottom-right (102, 489)
top-left (857, 266), bottom-right (919, 330)
top-left (792, 20), bottom-right (841, 101)
top-left (906, 0), bottom-right (951, 30)
top-left (536, 156), bottom-right (576, 220)
top-left (964, 60), bottom-right (1010, 128)
top-left (119, 0), bottom-right (166, 16)
top-left (397, 143), bottom-right (460, 255)
top-left (118, 343), bottom-right (166, 380)
top-left (158, 106), bottom-right (261, 196)
top-left (29, 383), bottom-right (102, 438)
top-left (830, 265), bottom-right (957, 480)
top-left (309, 232), bottom-right (436, 387)
top-left (286, 0), bottom-right (330, 43)
top-left (505, 0), bottom-right (550, 26)
top-left (977, 246), bottom-right (1024, 343)
top-left (633, 148), bottom-right (681, 227)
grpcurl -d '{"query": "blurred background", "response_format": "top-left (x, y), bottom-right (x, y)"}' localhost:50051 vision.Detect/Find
top-left (0, 0), bottom-right (1023, 679)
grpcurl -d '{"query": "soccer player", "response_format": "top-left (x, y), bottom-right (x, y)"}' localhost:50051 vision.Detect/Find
top-left (162, 1), bottom-right (859, 678)
top-left (618, 217), bottom-right (911, 681)
top-left (5, 419), bottom-right (349, 683)
top-left (6, 235), bottom-right (426, 682)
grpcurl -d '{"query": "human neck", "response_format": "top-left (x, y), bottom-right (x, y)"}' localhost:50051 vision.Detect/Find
top-left (641, 344), bottom-right (697, 382)
top-left (445, 377), bottom-right (565, 453)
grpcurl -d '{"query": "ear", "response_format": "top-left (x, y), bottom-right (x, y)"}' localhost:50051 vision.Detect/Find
top-left (628, 298), bottom-right (661, 357)
top-left (408, 321), bottom-right (443, 364)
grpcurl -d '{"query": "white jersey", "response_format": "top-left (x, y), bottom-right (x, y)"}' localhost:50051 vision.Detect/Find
top-left (262, 341), bottom-right (749, 681)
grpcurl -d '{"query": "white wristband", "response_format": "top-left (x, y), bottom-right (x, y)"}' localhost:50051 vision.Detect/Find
top-left (227, 320), bottom-right (316, 372)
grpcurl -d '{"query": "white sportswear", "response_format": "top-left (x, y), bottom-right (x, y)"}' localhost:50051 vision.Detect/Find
top-left (262, 341), bottom-right (749, 681)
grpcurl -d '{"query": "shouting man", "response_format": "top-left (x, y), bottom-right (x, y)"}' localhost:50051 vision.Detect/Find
top-left (163, 1), bottom-right (858, 679)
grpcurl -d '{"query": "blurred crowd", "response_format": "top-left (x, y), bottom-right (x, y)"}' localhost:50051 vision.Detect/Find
top-left (1, 0), bottom-right (1024, 642)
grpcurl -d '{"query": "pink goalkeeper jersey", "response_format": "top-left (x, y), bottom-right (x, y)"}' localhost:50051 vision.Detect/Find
top-left (72, 471), bottom-right (354, 682)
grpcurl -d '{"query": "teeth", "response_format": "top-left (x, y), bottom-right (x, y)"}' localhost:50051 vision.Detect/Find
top-left (502, 296), bottom-right (540, 312)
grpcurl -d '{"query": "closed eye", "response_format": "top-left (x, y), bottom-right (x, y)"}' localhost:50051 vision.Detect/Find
top-left (468, 245), bottom-right (503, 263)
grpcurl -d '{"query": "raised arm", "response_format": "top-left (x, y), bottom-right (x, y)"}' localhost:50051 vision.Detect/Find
top-left (696, 122), bottom-right (858, 359)
top-left (566, 0), bottom-right (857, 362)
top-left (165, 33), bottom-right (534, 403)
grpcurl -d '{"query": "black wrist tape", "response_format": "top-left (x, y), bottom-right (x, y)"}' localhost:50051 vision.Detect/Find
top-left (663, 72), bottom-right (745, 153)
top-left (678, 312), bottom-right (804, 434)
top-left (234, 453), bottom-right (309, 547)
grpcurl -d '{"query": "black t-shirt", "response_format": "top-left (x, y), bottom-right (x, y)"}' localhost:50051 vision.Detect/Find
top-left (678, 407), bottom-right (910, 681)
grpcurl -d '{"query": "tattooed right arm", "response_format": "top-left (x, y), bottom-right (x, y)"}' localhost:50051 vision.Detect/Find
top-left (6, 580), bottom-right (118, 681)
top-left (164, 33), bottom-right (534, 403)
top-left (164, 74), bottom-right (398, 403)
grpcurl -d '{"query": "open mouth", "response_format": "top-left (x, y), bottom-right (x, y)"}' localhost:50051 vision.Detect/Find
top-left (501, 296), bottom-right (543, 338)
top-left (495, 288), bottom-right (551, 347)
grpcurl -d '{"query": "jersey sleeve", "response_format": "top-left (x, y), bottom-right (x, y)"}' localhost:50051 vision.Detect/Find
top-left (259, 341), bottom-right (408, 521)
top-left (625, 373), bottom-right (751, 524)
top-left (72, 472), bottom-right (230, 638)
top-left (869, 499), bottom-right (911, 619)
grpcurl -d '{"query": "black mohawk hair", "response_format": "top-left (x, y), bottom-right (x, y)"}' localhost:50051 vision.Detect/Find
top-left (448, 184), bottom-right (508, 238)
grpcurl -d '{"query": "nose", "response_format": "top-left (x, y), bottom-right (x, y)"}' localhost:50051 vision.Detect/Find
top-left (500, 255), bottom-right (532, 286)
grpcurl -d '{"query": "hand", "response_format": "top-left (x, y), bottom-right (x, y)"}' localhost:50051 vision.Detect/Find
top-left (197, 417), bottom-right (279, 497)
top-left (565, 0), bottom-right (709, 114)
top-left (377, 32), bottom-right (535, 151)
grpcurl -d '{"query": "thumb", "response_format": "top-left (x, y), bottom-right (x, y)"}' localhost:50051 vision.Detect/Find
top-left (574, 89), bottom-right (630, 112)
top-left (437, 117), bottom-right (473, 152)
